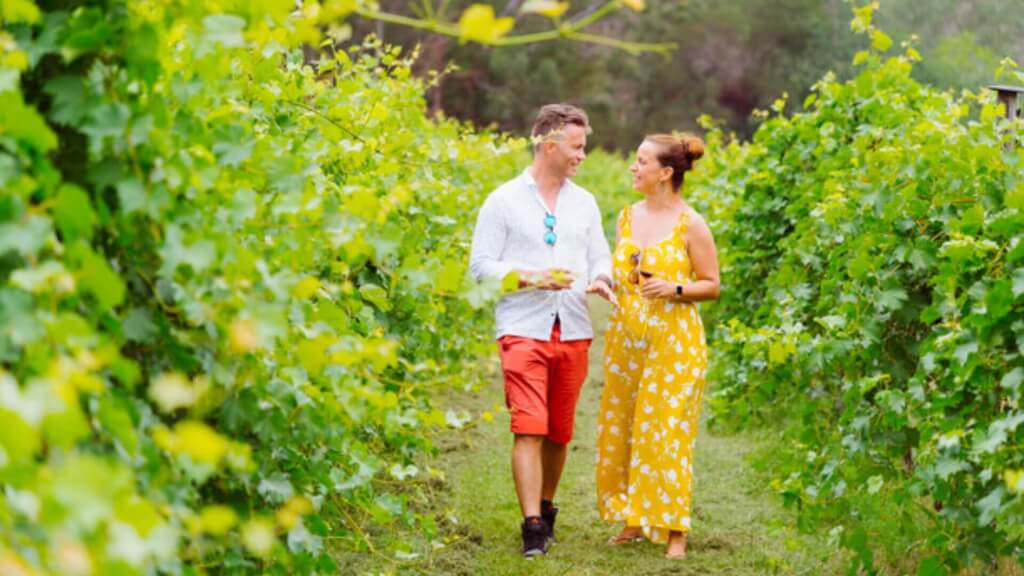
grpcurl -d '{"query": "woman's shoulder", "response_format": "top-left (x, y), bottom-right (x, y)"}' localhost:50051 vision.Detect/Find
top-left (684, 208), bottom-right (712, 236)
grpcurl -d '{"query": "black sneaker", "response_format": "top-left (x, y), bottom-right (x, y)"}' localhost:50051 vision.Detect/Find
top-left (521, 516), bottom-right (549, 558)
top-left (541, 501), bottom-right (558, 544)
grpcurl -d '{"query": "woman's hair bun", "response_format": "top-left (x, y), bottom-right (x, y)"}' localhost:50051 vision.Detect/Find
top-left (680, 134), bottom-right (705, 162)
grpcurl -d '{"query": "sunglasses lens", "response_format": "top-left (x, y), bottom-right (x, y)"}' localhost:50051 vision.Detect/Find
top-left (544, 231), bottom-right (557, 245)
top-left (544, 214), bottom-right (556, 228)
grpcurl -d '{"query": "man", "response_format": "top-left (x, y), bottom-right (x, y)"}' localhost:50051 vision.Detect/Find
top-left (469, 104), bottom-right (615, 558)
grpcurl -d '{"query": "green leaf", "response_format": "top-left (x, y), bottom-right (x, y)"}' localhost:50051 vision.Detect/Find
top-left (0, 215), bottom-right (51, 257)
top-left (917, 557), bottom-right (949, 576)
top-left (976, 487), bottom-right (1004, 527)
top-left (870, 30), bottom-right (892, 53)
top-left (202, 14), bottom-right (247, 48)
top-left (213, 139), bottom-right (253, 166)
top-left (1006, 184), bottom-right (1024, 211)
top-left (435, 260), bottom-right (465, 293)
top-left (53, 184), bottom-right (96, 242)
top-left (123, 307), bottom-right (158, 344)
top-left (0, 68), bottom-right (18, 93)
top-left (76, 246), bottom-right (126, 310)
top-left (116, 178), bottom-right (148, 215)
top-left (1002, 368), bottom-right (1023, 394)
top-left (877, 288), bottom-right (908, 312)
top-left (42, 403), bottom-right (89, 448)
top-left (816, 315), bottom-right (846, 330)
top-left (257, 472), bottom-right (294, 504)
top-left (1012, 268), bottom-right (1024, 298)
top-left (359, 283), bottom-right (391, 311)
top-left (866, 475), bottom-right (883, 494)
top-left (932, 457), bottom-right (969, 480)
top-left (984, 280), bottom-right (1014, 320)
top-left (0, 408), bottom-right (39, 467)
top-left (973, 425), bottom-right (1007, 455)
top-left (97, 395), bottom-right (138, 453)
top-left (953, 340), bottom-right (977, 366)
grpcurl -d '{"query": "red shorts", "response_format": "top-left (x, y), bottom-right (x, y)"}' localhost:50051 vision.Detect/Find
top-left (497, 321), bottom-right (591, 445)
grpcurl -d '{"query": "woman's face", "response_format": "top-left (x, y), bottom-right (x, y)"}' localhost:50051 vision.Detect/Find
top-left (630, 141), bottom-right (670, 193)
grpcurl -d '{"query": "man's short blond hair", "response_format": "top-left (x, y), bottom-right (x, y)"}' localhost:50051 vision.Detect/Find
top-left (531, 104), bottom-right (592, 149)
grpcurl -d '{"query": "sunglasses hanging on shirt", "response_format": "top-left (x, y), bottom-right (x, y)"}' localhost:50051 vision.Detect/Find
top-left (544, 213), bottom-right (557, 246)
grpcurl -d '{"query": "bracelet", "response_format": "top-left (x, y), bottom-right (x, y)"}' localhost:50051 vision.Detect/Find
top-left (676, 284), bottom-right (683, 299)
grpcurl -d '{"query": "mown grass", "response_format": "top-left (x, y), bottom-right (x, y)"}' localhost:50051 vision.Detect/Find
top-left (337, 298), bottom-right (849, 574)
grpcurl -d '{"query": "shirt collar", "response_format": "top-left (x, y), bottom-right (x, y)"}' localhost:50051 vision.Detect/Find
top-left (522, 167), bottom-right (572, 194)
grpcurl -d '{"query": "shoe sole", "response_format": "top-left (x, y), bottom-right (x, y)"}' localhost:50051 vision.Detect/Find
top-left (523, 549), bottom-right (546, 559)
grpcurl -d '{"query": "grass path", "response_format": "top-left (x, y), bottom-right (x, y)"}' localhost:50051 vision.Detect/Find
top-left (352, 299), bottom-right (841, 574)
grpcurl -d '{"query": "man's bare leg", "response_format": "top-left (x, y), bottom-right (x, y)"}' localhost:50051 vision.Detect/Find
top-left (512, 434), bottom-right (545, 517)
top-left (540, 438), bottom-right (568, 501)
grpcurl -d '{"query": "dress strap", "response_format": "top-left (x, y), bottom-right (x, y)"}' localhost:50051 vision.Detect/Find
top-left (675, 208), bottom-right (692, 247)
top-left (617, 204), bottom-right (633, 239)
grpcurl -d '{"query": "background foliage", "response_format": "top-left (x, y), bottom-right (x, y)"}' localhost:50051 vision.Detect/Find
top-left (0, 1), bottom-right (526, 573)
top-left (349, 0), bottom-right (1024, 149)
top-left (683, 5), bottom-right (1024, 572)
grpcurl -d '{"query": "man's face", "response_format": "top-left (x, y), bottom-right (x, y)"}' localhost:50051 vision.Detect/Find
top-left (545, 124), bottom-right (588, 178)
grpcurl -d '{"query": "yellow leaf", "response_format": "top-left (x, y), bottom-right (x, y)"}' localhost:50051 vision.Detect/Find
top-left (54, 540), bottom-right (92, 576)
top-left (458, 4), bottom-right (515, 44)
top-left (292, 276), bottom-right (321, 300)
top-left (870, 29), bottom-right (892, 53)
top-left (229, 318), bottom-right (258, 353)
top-left (520, 0), bottom-right (569, 18)
top-left (199, 505), bottom-right (238, 536)
top-left (149, 372), bottom-right (198, 413)
top-left (1005, 469), bottom-right (1024, 494)
top-left (115, 495), bottom-right (163, 537)
top-left (767, 341), bottom-right (790, 365)
top-left (0, 0), bottom-right (41, 24)
top-left (621, 0), bottom-right (645, 11)
top-left (0, 552), bottom-right (36, 576)
top-left (501, 270), bottom-right (520, 293)
top-left (242, 518), bottom-right (277, 557)
top-left (276, 496), bottom-right (312, 530)
top-left (174, 420), bottom-right (229, 465)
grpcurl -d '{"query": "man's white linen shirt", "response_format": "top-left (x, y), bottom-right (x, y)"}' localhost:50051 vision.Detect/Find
top-left (469, 169), bottom-right (612, 341)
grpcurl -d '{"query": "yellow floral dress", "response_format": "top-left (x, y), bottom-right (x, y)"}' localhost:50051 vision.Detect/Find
top-left (596, 204), bottom-right (708, 544)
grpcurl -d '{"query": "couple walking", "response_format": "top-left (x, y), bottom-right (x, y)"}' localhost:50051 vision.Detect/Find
top-left (469, 103), bottom-right (720, 560)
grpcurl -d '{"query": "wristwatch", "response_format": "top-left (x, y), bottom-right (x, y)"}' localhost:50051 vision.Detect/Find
top-left (676, 284), bottom-right (683, 297)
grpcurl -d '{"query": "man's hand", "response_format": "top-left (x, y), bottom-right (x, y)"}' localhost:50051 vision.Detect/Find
top-left (586, 277), bottom-right (618, 308)
top-left (639, 277), bottom-right (676, 300)
top-left (522, 268), bottom-right (577, 290)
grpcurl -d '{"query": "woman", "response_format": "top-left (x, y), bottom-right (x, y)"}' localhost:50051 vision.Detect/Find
top-left (596, 133), bottom-right (720, 559)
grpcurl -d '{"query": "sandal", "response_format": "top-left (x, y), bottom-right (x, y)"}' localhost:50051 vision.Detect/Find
top-left (606, 530), bottom-right (644, 546)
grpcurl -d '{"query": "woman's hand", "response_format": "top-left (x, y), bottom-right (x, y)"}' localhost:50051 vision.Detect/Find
top-left (586, 277), bottom-right (619, 308)
top-left (639, 277), bottom-right (677, 300)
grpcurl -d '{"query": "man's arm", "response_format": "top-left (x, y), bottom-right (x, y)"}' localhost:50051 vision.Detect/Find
top-left (586, 198), bottom-right (613, 286)
top-left (469, 193), bottom-right (516, 282)
top-left (584, 197), bottom-right (616, 305)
